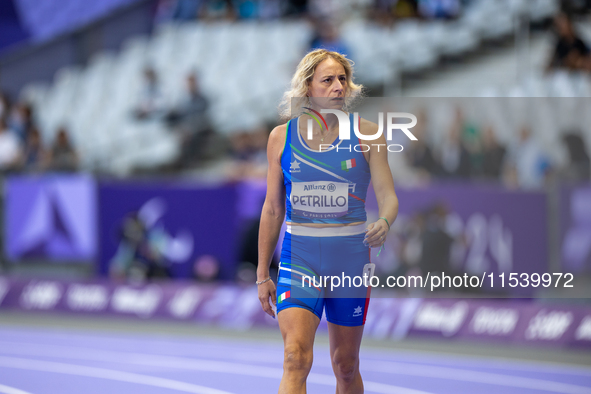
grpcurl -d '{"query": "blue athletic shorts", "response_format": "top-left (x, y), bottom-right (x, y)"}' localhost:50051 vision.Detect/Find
top-left (276, 229), bottom-right (371, 327)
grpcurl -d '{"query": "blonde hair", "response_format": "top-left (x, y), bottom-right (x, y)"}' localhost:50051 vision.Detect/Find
top-left (278, 49), bottom-right (363, 121)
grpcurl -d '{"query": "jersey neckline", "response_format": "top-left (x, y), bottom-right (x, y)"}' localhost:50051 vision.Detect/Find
top-left (295, 116), bottom-right (347, 154)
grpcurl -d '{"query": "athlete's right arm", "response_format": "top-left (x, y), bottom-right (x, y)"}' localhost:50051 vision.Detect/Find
top-left (257, 123), bottom-right (287, 318)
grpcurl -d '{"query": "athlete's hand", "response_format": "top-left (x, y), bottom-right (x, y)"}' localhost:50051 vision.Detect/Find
top-left (258, 280), bottom-right (277, 318)
top-left (364, 220), bottom-right (389, 248)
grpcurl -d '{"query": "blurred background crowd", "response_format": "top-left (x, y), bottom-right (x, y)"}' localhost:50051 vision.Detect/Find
top-left (0, 0), bottom-right (590, 287)
top-left (0, 0), bottom-right (589, 184)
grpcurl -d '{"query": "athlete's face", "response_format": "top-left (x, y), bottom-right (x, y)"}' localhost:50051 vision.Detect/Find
top-left (307, 58), bottom-right (347, 110)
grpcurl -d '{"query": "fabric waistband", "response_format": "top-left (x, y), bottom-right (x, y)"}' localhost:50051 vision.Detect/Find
top-left (286, 224), bottom-right (366, 237)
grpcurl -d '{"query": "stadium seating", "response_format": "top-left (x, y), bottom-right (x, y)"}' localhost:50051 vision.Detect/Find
top-left (19, 0), bottom-right (566, 175)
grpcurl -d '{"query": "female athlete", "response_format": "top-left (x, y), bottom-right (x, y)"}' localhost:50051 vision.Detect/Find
top-left (257, 48), bottom-right (399, 394)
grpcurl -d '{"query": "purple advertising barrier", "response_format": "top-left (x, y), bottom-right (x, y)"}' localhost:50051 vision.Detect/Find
top-left (366, 183), bottom-right (548, 296)
top-left (363, 297), bottom-right (423, 340)
top-left (98, 181), bottom-right (239, 280)
top-left (406, 298), bottom-right (591, 349)
top-left (0, 277), bottom-right (278, 328)
top-left (560, 184), bottom-right (591, 273)
top-left (5, 175), bottom-right (98, 262)
top-left (1, 277), bottom-right (590, 349)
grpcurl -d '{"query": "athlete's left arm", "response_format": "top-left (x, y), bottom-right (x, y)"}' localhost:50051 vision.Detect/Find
top-left (360, 118), bottom-right (399, 248)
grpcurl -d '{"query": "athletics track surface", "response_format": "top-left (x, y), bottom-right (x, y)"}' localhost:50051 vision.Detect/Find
top-left (0, 326), bottom-right (590, 394)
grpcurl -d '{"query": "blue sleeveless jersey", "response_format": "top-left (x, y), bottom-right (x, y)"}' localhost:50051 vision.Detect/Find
top-left (281, 114), bottom-right (371, 224)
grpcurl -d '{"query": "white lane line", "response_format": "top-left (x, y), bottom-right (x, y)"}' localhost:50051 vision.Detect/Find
top-left (5, 330), bottom-right (588, 378)
top-left (362, 360), bottom-right (591, 394)
top-left (0, 384), bottom-right (34, 394)
top-left (3, 342), bottom-right (583, 394)
top-left (0, 356), bottom-right (232, 394)
top-left (361, 348), bottom-right (591, 376)
top-left (0, 343), bottom-right (433, 394)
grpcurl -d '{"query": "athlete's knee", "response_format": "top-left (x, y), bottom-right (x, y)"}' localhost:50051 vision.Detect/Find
top-left (283, 344), bottom-right (313, 375)
top-left (332, 352), bottom-right (359, 382)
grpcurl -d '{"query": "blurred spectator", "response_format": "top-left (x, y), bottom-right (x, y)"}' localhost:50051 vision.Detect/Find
top-left (452, 107), bottom-right (481, 175)
top-left (406, 129), bottom-right (438, 177)
top-left (395, 0), bottom-right (419, 18)
top-left (235, 0), bottom-right (260, 18)
top-left (418, 204), bottom-right (454, 276)
top-left (391, 212), bottom-right (424, 278)
top-left (166, 73), bottom-right (209, 132)
top-left (0, 117), bottom-right (22, 172)
top-left (134, 67), bottom-right (166, 119)
top-left (372, 0), bottom-right (418, 22)
top-left (47, 127), bottom-right (79, 172)
top-left (308, 0), bottom-right (337, 18)
top-left (19, 127), bottom-right (47, 173)
top-left (9, 102), bottom-right (35, 143)
top-left (372, 0), bottom-right (396, 24)
top-left (309, 19), bottom-right (350, 57)
top-left (226, 126), bottom-right (270, 180)
top-left (394, 109), bottom-right (435, 185)
top-left (173, 0), bottom-right (205, 20)
top-left (155, 0), bottom-right (204, 22)
top-left (481, 126), bottom-right (506, 180)
top-left (0, 92), bottom-right (10, 120)
top-left (194, 255), bottom-right (221, 282)
top-left (562, 132), bottom-right (590, 182)
top-left (546, 13), bottom-right (590, 72)
top-left (418, 0), bottom-right (460, 19)
top-left (155, 0), bottom-right (177, 22)
top-left (109, 212), bottom-right (171, 282)
top-left (201, 0), bottom-right (237, 20)
top-left (508, 127), bottom-right (551, 189)
top-left (230, 131), bottom-right (253, 162)
top-left (561, 0), bottom-right (591, 14)
top-left (438, 116), bottom-right (471, 179)
top-left (166, 72), bottom-right (213, 167)
top-left (284, 0), bottom-right (308, 16)
top-left (247, 126), bottom-right (271, 177)
top-left (389, 145), bottom-right (427, 186)
top-left (258, 0), bottom-right (282, 19)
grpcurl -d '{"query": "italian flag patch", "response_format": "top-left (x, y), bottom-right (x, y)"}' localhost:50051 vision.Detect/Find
top-left (341, 158), bottom-right (356, 172)
top-left (278, 291), bottom-right (290, 304)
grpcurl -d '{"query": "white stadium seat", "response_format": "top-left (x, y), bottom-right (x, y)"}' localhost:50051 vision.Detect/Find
top-left (31, 13), bottom-right (580, 173)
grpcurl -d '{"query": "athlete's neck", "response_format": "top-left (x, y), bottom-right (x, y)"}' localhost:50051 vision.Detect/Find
top-left (306, 105), bottom-right (346, 131)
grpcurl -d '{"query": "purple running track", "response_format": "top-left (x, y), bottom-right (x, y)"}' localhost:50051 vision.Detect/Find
top-left (0, 327), bottom-right (590, 394)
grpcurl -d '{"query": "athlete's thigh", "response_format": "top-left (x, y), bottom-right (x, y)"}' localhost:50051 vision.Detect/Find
top-left (322, 233), bottom-right (371, 326)
top-left (278, 307), bottom-right (321, 349)
top-left (277, 231), bottom-right (325, 319)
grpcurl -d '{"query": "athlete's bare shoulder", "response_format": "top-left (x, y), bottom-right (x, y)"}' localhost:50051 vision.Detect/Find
top-left (358, 117), bottom-right (380, 136)
top-left (267, 123), bottom-right (288, 162)
top-left (356, 117), bottom-right (382, 141)
top-left (269, 123), bottom-right (288, 147)
top-left (270, 123), bottom-right (288, 139)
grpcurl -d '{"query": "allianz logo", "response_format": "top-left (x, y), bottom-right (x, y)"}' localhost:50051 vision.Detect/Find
top-left (303, 183), bottom-right (336, 192)
top-left (167, 287), bottom-right (202, 319)
top-left (575, 316), bottom-right (591, 341)
top-left (66, 284), bottom-right (109, 311)
top-left (525, 310), bottom-right (573, 340)
top-left (470, 307), bottom-right (519, 335)
top-left (0, 278), bottom-right (9, 305)
top-left (20, 281), bottom-right (62, 310)
top-left (111, 285), bottom-right (162, 318)
top-left (413, 302), bottom-right (468, 337)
